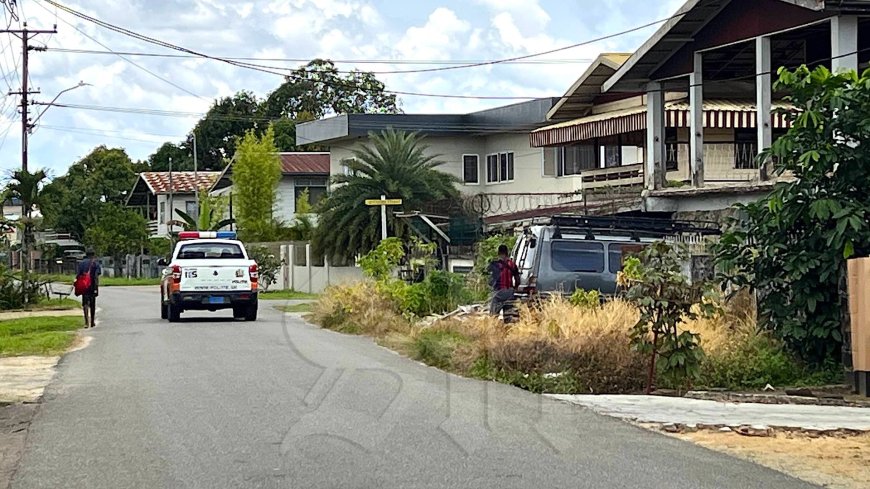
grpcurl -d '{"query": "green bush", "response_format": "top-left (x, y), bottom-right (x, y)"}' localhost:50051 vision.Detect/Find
top-left (697, 331), bottom-right (843, 390)
top-left (0, 268), bottom-right (45, 311)
top-left (569, 289), bottom-right (600, 308)
top-left (247, 245), bottom-right (284, 291)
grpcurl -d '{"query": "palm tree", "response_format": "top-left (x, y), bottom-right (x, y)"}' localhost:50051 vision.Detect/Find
top-left (313, 129), bottom-right (458, 260)
top-left (173, 190), bottom-right (235, 232)
top-left (5, 169), bottom-right (48, 300)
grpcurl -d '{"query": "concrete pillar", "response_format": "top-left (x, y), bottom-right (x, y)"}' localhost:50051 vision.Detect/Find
top-left (305, 244), bottom-right (313, 294)
top-left (690, 51), bottom-right (704, 187)
top-left (756, 36), bottom-right (773, 180)
top-left (645, 82), bottom-right (665, 190)
top-left (288, 244), bottom-right (295, 291)
top-left (280, 245), bottom-right (290, 291)
top-left (832, 15), bottom-right (859, 72)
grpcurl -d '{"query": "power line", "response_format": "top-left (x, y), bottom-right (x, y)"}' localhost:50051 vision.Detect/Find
top-left (41, 0), bottom-right (683, 99)
top-left (46, 47), bottom-right (595, 66)
top-left (32, 0), bottom-right (205, 100)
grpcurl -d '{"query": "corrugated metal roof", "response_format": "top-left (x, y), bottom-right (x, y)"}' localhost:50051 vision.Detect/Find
top-left (279, 152), bottom-right (330, 174)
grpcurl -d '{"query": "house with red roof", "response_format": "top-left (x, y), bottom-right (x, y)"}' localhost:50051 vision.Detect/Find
top-left (209, 152), bottom-right (330, 225)
top-left (126, 171), bottom-right (222, 237)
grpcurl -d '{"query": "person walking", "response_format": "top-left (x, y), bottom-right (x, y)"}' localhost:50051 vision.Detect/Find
top-left (75, 250), bottom-right (102, 328)
top-left (488, 244), bottom-right (520, 320)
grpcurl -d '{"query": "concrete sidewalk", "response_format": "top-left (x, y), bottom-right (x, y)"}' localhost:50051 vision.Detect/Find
top-left (548, 394), bottom-right (870, 431)
top-left (0, 309), bottom-right (80, 322)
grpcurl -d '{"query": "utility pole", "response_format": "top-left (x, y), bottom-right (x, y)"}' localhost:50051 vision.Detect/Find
top-left (3, 23), bottom-right (56, 303)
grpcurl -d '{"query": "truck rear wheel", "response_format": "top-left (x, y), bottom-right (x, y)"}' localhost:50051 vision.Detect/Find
top-left (244, 304), bottom-right (257, 321)
top-left (232, 305), bottom-right (245, 320)
top-left (160, 300), bottom-right (168, 320)
top-left (168, 303), bottom-right (182, 323)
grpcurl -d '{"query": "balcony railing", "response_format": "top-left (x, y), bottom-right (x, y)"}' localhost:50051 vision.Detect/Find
top-left (147, 220), bottom-right (159, 237)
top-left (580, 164), bottom-right (643, 190)
top-left (666, 142), bottom-right (760, 183)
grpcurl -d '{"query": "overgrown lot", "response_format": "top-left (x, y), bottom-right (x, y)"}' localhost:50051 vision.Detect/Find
top-left (309, 281), bottom-right (838, 394)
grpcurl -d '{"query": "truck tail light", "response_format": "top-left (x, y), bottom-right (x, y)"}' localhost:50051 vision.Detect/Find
top-left (172, 265), bottom-right (181, 284)
top-left (249, 264), bottom-right (259, 283)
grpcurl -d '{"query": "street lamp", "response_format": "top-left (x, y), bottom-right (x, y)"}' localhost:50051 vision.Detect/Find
top-left (30, 80), bottom-right (91, 131)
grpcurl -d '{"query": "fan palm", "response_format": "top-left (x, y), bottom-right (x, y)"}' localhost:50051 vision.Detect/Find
top-left (313, 129), bottom-right (458, 259)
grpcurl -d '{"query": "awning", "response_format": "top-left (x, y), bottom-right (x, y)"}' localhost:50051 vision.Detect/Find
top-left (531, 99), bottom-right (794, 147)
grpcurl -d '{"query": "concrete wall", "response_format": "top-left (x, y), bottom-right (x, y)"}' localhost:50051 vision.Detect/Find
top-left (269, 243), bottom-right (364, 294)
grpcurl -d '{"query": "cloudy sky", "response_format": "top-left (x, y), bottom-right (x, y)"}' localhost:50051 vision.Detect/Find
top-left (0, 0), bottom-right (684, 177)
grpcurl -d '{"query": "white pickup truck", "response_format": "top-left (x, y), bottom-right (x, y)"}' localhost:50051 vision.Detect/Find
top-left (159, 232), bottom-right (259, 322)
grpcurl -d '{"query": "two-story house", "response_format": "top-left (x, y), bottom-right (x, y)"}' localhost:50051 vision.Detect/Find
top-left (532, 0), bottom-right (870, 219)
top-left (126, 171), bottom-right (222, 237)
top-left (295, 98), bottom-right (597, 228)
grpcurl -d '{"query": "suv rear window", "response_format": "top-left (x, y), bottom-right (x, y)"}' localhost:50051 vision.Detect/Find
top-left (608, 243), bottom-right (647, 272)
top-left (551, 241), bottom-right (605, 273)
top-left (178, 243), bottom-right (245, 259)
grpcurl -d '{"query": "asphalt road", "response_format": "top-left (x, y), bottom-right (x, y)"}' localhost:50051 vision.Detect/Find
top-left (11, 287), bottom-right (817, 488)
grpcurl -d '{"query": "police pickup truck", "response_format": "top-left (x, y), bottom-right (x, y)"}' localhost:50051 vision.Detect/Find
top-left (159, 231), bottom-right (259, 322)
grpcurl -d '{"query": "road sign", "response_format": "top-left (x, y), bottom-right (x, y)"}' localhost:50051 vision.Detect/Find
top-left (365, 198), bottom-right (402, 206)
top-left (365, 195), bottom-right (403, 240)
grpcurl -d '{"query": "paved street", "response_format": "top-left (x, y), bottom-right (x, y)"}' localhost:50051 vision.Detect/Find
top-left (11, 287), bottom-right (817, 488)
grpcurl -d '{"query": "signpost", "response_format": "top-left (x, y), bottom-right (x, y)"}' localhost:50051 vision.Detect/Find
top-left (365, 195), bottom-right (403, 241)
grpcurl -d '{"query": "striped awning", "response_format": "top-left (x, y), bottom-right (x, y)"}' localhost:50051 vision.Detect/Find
top-left (531, 99), bottom-right (794, 147)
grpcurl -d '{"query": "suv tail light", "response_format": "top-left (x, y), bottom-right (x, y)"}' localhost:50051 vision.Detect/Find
top-left (171, 265), bottom-right (181, 284)
top-left (249, 264), bottom-right (259, 283)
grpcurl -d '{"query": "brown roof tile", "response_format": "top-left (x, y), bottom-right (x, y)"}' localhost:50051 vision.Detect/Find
top-left (141, 171), bottom-right (221, 195)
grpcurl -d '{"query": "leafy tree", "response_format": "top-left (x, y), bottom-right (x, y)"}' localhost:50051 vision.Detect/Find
top-left (716, 65), bottom-right (870, 364)
top-left (623, 243), bottom-right (715, 393)
top-left (147, 141), bottom-right (192, 171)
top-left (313, 129), bottom-right (459, 260)
top-left (232, 126), bottom-right (282, 241)
top-left (174, 190), bottom-right (234, 231)
top-left (188, 91), bottom-right (262, 171)
top-left (261, 59), bottom-right (399, 121)
top-left (146, 237), bottom-right (172, 258)
top-left (84, 204), bottom-right (149, 277)
top-left (41, 146), bottom-right (138, 240)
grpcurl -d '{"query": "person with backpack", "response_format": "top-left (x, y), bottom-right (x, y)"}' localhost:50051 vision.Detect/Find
top-left (487, 244), bottom-right (520, 319)
top-left (75, 249), bottom-right (102, 328)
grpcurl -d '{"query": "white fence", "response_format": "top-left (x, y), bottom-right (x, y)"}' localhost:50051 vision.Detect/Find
top-left (270, 243), bottom-right (364, 294)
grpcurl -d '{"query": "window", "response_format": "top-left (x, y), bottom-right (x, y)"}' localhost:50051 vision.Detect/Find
top-left (558, 145), bottom-right (597, 176)
top-left (177, 242), bottom-right (245, 259)
top-left (542, 148), bottom-right (557, 177)
top-left (294, 186), bottom-right (327, 208)
top-left (486, 152), bottom-right (514, 183)
top-left (159, 202), bottom-right (165, 223)
top-left (462, 155), bottom-right (479, 184)
top-left (185, 201), bottom-right (198, 221)
top-left (486, 154), bottom-right (498, 183)
top-left (550, 241), bottom-right (605, 273)
top-left (340, 158), bottom-right (358, 176)
top-left (607, 243), bottom-right (646, 273)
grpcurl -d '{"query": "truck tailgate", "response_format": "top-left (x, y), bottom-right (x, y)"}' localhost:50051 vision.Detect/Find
top-left (178, 263), bottom-right (252, 292)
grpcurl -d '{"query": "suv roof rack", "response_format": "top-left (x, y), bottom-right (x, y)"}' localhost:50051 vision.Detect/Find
top-left (541, 214), bottom-right (720, 237)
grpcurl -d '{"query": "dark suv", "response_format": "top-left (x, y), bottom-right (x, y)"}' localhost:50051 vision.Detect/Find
top-left (511, 215), bottom-right (719, 297)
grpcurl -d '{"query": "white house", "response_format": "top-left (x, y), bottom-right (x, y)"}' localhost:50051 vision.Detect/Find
top-left (295, 99), bottom-right (589, 228)
top-left (126, 171), bottom-right (222, 237)
top-left (209, 152), bottom-right (330, 225)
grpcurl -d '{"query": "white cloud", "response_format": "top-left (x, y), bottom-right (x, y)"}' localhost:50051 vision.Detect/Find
top-left (0, 0), bottom-right (686, 175)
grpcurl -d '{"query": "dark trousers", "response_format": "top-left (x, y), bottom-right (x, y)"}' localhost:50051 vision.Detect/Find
top-left (490, 288), bottom-right (515, 316)
top-left (82, 294), bottom-right (96, 326)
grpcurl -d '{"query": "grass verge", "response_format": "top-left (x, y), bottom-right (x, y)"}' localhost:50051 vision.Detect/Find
top-left (34, 274), bottom-right (160, 287)
top-left (277, 302), bottom-right (313, 313)
top-left (259, 290), bottom-right (320, 300)
top-left (0, 316), bottom-right (83, 356)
